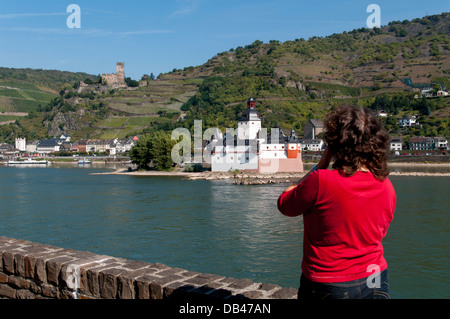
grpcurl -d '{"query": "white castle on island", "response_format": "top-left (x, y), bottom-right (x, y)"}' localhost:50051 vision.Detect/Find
top-left (206, 97), bottom-right (304, 174)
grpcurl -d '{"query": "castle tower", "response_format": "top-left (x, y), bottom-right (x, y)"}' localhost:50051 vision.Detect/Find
top-left (237, 97), bottom-right (262, 140)
top-left (286, 130), bottom-right (299, 159)
top-left (116, 62), bottom-right (125, 84)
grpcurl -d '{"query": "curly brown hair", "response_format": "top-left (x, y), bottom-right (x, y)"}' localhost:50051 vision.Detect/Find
top-left (323, 105), bottom-right (390, 180)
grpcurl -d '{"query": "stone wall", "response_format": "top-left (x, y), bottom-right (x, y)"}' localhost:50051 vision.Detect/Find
top-left (0, 237), bottom-right (297, 300)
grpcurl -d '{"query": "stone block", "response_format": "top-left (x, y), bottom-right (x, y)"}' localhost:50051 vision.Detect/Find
top-left (86, 266), bottom-right (102, 298)
top-left (60, 290), bottom-right (78, 300)
top-left (120, 260), bottom-right (151, 271)
top-left (156, 268), bottom-right (185, 277)
top-left (14, 253), bottom-right (26, 277)
top-left (219, 277), bottom-right (237, 285)
top-left (0, 273), bottom-right (7, 283)
top-left (135, 274), bottom-right (158, 299)
top-left (241, 290), bottom-right (263, 299)
top-left (30, 281), bottom-right (41, 295)
top-left (8, 275), bottom-right (30, 290)
top-left (46, 256), bottom-right (75, 285)
top-left (16, 289), bottom-right (35, 299)
top-left (0, 283), bottom-right (16, 299)
top-left (34, 252), bottom-right (67, 284)
top-left (269, 287), bottom-right (298, 299)
top-left (149, 275), bottom-right (182, 299)
top-left (60, 263), bottom-right (82, 292)
top-left (197, 273), bottom-right (224, 281)
top-left (34, 258), bottom-right (47, 284)
top-left (117, 274), bottom-right (135, 299)
top-left (185, 274), bottom-right (212, 286)
top-left (2, 251), bottom-right (15, 274)
top-left (24, 255), bottom-right (37, 280)
top-left (150, 263), bottom-right (170, 270)
top-left (163, 281), bottom-right (195, 299)
top-left (98, 268), bottom-right (124, 299)
top-left (180, 270), bottom-right (200, 279)
top-left (228, 278), bottom-right (255, 290)
top-left (41, 283), bottom-right (58, 298)
top-left (258, 283), bottom-right (281, 292)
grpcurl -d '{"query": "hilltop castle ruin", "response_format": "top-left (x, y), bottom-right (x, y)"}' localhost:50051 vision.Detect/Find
top-left (102, 62), bottom-right (126, 88)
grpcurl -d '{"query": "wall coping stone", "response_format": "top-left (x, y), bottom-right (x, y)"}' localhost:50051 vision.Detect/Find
top-left (0, 236), bottom-right (297, 300)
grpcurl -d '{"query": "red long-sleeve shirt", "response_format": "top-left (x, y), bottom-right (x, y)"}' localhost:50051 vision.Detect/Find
top-left (277, 169), bottom-right (396, 283)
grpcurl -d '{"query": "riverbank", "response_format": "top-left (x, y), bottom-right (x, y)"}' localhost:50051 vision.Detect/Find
top-left (95, 162), bottom-right (450, 184)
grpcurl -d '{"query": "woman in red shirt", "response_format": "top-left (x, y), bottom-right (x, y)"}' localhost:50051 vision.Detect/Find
top-left (278, 105), bottom-right (396, 299)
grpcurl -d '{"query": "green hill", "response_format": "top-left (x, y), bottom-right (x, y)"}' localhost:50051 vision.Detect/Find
top-left (0, 12), bottom-right (448, 144)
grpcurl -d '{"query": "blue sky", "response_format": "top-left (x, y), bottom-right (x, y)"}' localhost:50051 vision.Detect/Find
top-left (0, 0), bottom-right (448, 80)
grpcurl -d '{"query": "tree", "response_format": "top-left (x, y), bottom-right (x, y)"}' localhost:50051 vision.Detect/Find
top-left (125, 77), bottom-right (139, 87)
top-left (129, 131), bottom-right (176, 171)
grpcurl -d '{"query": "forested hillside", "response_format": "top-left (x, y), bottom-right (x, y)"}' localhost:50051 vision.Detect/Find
top-left (176, 12), bottom-right (449, 135)
top-left (0, 12), bottom-right (448, 144)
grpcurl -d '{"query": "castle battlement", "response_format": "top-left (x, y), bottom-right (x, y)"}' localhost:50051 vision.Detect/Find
top-left (102, 62), bottom-right (126, 88)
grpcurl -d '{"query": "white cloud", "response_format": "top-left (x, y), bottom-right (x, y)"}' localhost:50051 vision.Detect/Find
top-left (117, 30), bottom-right (174, 36)
top-left (0, 12), bottom-right (66, 20)
top-left (0, 26), bottom-right (173, 38)
top-left (169, 0), bottom-right (201, 19)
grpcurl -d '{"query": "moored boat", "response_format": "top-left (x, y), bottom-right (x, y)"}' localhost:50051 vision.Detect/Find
top-left (78, 158), bottom-right (92, 165)
top-left (8, 158), bottom-right (48, 165)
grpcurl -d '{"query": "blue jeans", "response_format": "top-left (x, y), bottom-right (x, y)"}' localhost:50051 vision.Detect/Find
top-left (298, 269), bottom-right (390, 300)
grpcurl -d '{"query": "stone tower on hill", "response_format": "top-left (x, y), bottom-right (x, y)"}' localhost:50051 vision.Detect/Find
top-left (102, 62), bottom-right (126, 88)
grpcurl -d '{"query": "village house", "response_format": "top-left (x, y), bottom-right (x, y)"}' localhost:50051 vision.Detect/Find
top-left (60, 141), bottom-right (72, 152)
top-left (421, 87), bottom-right (449, 98)
top-left (300, 139), bottom-right (325, 152)
top-left (15, 138), bottom-right (26, 152)
top-left (433, 137), bottom-right (448, 149)
top-left (123, 136), bottom-right (139, 152)
top-left (0, 143), bottom-right (19, 157)
top-left (390, 137), bottom-right (403, 151)
top-left (115, 140), bottom-right (126, 154)
top-left (60, 134), bottom-right (72, 142)
top-left (36, 139), bottom-right (62, 154)
top-left (303, 119), bottom-right (324, 140)
top-left (93, 140), bottom-right (109, 153)
top-left (26, 140), bottom-right (40, 154)
top-left (399, 115), bottom-right (418, 128)
top-left (408, 136), bottom-right (448, 151)
top-left (377, 110), bottom-right (388, 117)
top-left (85, 140), bottom-right (98, 153)
top-left (74, 140), bottom-right (87, 153)
top-left (4, 134), bottom-right (140, 157)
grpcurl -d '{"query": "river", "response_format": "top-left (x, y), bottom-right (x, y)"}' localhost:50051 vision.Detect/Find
top-left (0, 165), bottom-right (448, 299)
